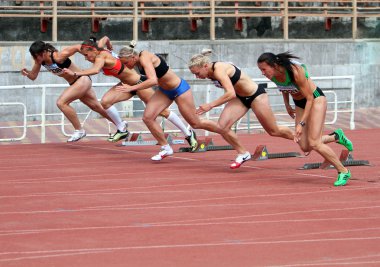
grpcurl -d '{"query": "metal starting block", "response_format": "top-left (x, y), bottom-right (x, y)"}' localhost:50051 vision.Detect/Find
top-left (252, 145), bottom-right (301, 161)
top-left (300, 150), bottom-right (370, 170)
top-left (178, 137), bottom-right (234, 153)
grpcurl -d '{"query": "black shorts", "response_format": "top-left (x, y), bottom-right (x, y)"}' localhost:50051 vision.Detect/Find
top-left (236, 83), bottom-right (267, 109)
top-left (69, 75), bottom-right (91, 86)
top-left (293, 87), bottom-right (325, 109)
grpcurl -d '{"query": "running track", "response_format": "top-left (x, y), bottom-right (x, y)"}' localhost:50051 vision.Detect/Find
top-left (0, 129), bottom-right (379, 266)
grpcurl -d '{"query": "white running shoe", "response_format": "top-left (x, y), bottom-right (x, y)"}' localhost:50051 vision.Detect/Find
top-left (230, 152), bottom-right (251, 169)
top-left (67, 130), bottom-right (86, 142)
top-left (151, 147), bottom-right (174, 161)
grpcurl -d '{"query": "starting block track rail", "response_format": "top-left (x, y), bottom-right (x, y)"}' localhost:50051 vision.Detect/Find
top-left (300, 150), bottom-right (370, 170)
top-left (178, 137), bottom-right (233, 153)
top-left (252, 145), bottom-right (301, 161)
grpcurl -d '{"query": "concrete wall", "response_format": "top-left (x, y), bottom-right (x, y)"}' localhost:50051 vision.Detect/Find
top-left (0, 40), bottom-right (379, 120)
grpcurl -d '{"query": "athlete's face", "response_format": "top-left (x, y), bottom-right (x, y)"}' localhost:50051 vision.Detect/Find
top-left (32, 52), bottom-right (44, 64)
top-left (189, 64), bottom-right (208, 79)
top-left (81, 48), bottom-right (97, 63)
top-left (258, 61), bottom-right (276, 80)
top-left (120, 56), bottom-right (136, 69)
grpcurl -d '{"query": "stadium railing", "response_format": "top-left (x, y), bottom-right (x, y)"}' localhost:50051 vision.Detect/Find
top-left (0, 0), bottom-right (379, 41)
top-left (0, 76), bottom-right (355, 143)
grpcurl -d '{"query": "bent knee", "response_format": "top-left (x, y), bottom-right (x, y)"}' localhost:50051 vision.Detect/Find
top-left (100, 99), bottom-right (112, 110)
top-left (266, 128), bottom-right (281, 137)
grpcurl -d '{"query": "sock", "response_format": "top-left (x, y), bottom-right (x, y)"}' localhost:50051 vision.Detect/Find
top-left (167, 111), bottom-right (191, 137)
top-left (328, 131), bottom-right (339, 141)
top-left (106, 106), bottom-right (125, 131)
top-left (161, 144), bottom-right (172, 151)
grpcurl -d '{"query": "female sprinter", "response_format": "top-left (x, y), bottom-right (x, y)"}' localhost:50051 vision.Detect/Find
top-left (63, 37), bottom-right (197, 145)
top-left (116, 41), bottom-right (249, 168)
top-left (188, 49), bottom-right (295, 153)
top-left (21, 41), bottom-right (114, 142)
top-left (257, 51), bottom-right (353, 186)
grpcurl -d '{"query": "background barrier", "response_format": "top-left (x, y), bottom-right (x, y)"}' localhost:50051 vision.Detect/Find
top-left (0, 75), bottom-right (355, 143)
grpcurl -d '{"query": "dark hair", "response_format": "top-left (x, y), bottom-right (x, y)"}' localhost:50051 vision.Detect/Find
top-left (257, 51), bottom-right (300, 82)
top-left (29, 41), bottom-right (57, 58)
top-left (81, 36), bottom-right (102, 51)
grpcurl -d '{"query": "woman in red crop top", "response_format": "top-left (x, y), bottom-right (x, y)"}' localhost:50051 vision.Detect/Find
top-left (63, 36), bottom-right (196, 145)
top-left (188, 49), bottom-right (295, 168)
top-left (21, 40), bottom-right (114, 142)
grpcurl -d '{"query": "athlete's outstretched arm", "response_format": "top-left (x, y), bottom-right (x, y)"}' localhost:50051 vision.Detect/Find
top-left (54, 44), bottom-right (82, 63)
top-left (21, 60), bottom-right (42, 81)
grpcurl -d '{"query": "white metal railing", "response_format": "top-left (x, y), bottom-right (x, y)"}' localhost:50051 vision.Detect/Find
top-left (0, 75), bottom-right (355, 143)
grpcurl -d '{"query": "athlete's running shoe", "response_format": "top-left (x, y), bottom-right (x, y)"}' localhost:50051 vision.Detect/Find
top-left (230, 152), bottom-right (251, 169)
top-left (67, 130), bottom-right (86, 142)
top-left (185, 129), bottom-right (198, 152)
top-left (151, 147), bottom-right (174, 161)
top-left (108, 129), bottom-right (130, 142)
top-left (334, 128), bottom-right (353, 151)
top-left (334, 170), bottom-right (351, 186)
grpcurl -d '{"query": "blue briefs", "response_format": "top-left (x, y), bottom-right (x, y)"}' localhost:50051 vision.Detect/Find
top-left (159, 78), bottom-right (190, 100)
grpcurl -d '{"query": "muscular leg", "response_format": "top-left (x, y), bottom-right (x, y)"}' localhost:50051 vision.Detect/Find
top-left (101, 83), bottom-right (134, 130)
top-left (175, 90), bottom-right (247, 154)
top-left (79, 87), bottom-right (114, 124)
top-left (142, 90), bottom-right (173, 146)
top-left (216, 99), bottom-right (250, 154)
top-left (56, 76), bottom-right (92, 130)
top-left (252, 93), bottom-right (294, 140)
top-left (307, 97), bottom-right (348, 173)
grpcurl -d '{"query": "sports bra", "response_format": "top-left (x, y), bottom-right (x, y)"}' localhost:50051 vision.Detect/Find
top-left (210, 62), bottom-right (241, 88)
top-left (42, 51), bottom-right (72, 76)
top-left (271, 60), bottom-right (310, 94)
top-left (101, 50), bottom-right (125, 77)
top-left (138, 52), bottom-right (169, 79)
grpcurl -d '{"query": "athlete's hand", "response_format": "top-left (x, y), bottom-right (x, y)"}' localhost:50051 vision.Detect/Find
top-left (196, 103), bottom-right (212, 115)
top-left (62, 68), bottom-right (74, 76)
top-left (21, 68), bottom-right (29, 77)
top-left (286, 105), bottom-right (296, 119)
top-left (115, 84), bottom-right (133, 93)
top-left (294, 124), bottom-right (302, 143)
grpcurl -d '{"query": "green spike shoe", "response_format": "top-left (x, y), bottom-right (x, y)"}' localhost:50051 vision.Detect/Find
top-left (334, 128), bottom-right (353, 151)
top-left (334, 170), bottom-right (351, 186)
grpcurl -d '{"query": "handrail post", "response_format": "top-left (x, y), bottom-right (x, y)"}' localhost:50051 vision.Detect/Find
top-left (352, 0), bottom-right (357, 39)
top-left (283, 0), bottom-right (289, 40)
top-left (133, 0), bottom-right (138, 41)
top-left (52, 0), bottom-right (57, 42)
top-left (350, 76), bottom-right (355, 130)
top-left (41, 85), bottom-right (46, 143)
top-left (210, 0), bottom-right (215, 40)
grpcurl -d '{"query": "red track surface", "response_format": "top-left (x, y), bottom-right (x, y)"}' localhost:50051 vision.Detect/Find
top-left (0, 129), bottom-right (379, 266)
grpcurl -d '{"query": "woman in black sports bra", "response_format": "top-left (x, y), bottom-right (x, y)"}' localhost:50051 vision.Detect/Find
top-left (62, 36), bottom-right (196, 146)
top-left (21, 41), bottom-right (113, 142)
top-left (188, 49), bottom-right (295, 168)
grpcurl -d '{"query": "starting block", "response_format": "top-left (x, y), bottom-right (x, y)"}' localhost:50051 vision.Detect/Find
top-left (122, 133), bottom-right (176, 146)
top-left (300, 150), bottom-right (370, 170)
top-left (178, 137), bottom-right (234, 153)
top-left (252, 145), bottom-right (301, 161)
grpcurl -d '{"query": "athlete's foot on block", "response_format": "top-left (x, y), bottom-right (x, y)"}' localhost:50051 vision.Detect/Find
top-left (334, 170), bottom-right (351, 186)
top-left (67, 130), bottom-right (86, 142)
top-left (334, 128), bottom-right (353, 151)
top-left (151, 147), bottom-right (174, 161)
top-left (110, 129), bottom-right (130, 142)
top-left (230, 152), bottom-right (251, 169)
top-left (185, 129), bottom-right (198, 152)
